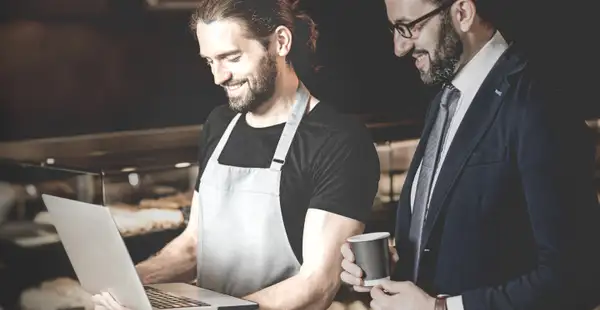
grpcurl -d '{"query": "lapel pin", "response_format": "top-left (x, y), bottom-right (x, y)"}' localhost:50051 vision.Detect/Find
top-left (494, 89), bottom-right (502, 96)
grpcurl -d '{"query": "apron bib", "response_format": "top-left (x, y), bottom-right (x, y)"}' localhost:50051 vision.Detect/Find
top-left (196, 83), bottom-right (311, 297)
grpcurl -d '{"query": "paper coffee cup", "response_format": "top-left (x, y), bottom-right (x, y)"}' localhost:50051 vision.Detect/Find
top-left (347, 232), bottom-right (391, 286)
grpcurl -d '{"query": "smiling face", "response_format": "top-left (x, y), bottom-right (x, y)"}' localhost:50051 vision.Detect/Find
top-left (385, 0), bottom-right (463, 84)
top-left (196, 19), bottom-right (278, 113)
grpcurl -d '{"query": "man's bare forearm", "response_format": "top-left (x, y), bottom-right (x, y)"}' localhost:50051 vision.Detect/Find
top-left (135, 232), bottom-right (197, 285)
top-left (243, 271), bottom-right (340, 310)
top-left (244, 209), bottom-right (365, 310)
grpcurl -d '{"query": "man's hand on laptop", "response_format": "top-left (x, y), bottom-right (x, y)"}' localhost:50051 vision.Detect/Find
top-left (91, 292), bottom-right (131, 310)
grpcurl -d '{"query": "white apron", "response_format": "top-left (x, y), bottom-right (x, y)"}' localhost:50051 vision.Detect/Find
top-left (196, 83), bottom-right (311, 297)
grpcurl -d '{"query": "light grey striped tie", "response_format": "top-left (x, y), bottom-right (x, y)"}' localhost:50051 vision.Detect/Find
top-left (409, 83), bottom-right (460, 282)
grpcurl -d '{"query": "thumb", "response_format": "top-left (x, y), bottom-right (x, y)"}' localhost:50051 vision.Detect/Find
top-left (378, 279), bottom-right (406, 294)
top-left (340, 242), bottom-right (355, 262)
top-left (389, 245), bottom-right (399, 263)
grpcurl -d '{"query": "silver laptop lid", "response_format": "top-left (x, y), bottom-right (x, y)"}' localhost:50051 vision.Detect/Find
top-left (42, 194), bottom-right (153, 310)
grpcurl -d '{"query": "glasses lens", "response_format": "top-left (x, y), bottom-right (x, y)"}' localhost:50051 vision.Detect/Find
top-left (397, 25), bottom-right (411, 38)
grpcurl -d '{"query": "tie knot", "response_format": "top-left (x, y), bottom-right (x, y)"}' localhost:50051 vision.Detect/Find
top-left (440, 83), bottom-right (459, 108)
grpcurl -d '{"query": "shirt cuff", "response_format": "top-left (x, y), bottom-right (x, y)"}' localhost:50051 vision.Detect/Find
top-left (446, 295), bottom-right (464, 310)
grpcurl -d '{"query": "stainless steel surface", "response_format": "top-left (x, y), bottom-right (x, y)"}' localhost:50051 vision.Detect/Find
top-left (0, 125), bottom-right (203, 170)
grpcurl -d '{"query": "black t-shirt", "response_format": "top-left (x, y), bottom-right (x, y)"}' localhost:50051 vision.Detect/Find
top-left (194, 102), bottom-right (380, 264)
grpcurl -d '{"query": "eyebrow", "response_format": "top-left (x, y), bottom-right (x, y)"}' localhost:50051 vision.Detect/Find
top-left (392, 18), bottom-right (412, 24)
top-left (199, 49), bottom-right (242, 59)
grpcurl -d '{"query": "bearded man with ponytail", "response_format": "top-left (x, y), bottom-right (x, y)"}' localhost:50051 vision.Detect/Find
top-left (91, 1), bottom-right (380, 309)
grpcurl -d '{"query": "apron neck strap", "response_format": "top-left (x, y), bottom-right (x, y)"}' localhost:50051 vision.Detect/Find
top-left (208, 82), bottom-right (311, 169)
top-left (269, 82), bottom-right (311, 171)
top-left (211, 113), bottom-right (242, 161)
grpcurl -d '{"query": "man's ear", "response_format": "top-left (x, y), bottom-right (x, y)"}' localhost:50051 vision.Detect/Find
top-left (452, 0), bottom-right (477, 32)
top-left (273, 25), bottom-right (293, 57)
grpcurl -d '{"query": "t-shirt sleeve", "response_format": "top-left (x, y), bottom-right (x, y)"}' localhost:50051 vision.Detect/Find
top-left (308, 130), bottom-right (380, 223)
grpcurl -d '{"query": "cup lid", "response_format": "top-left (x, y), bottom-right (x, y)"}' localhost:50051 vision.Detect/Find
top-left (347, 232), bottom-right (391, 243)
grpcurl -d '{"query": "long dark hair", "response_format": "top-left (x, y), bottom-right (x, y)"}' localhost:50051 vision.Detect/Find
top-left (190, 0), bottom-right (320, 78)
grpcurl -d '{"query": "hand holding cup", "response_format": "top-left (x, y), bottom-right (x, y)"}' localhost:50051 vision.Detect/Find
top-left (340, 232), bottom-right (398, 292)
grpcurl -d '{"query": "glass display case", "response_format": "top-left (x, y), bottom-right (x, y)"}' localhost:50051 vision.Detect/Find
top-left (0, 125), bottom-right (202, 310)
top-left (0, 160), bottom-right (197, 240)
top-left (0, 124), bottom-right (203, 240)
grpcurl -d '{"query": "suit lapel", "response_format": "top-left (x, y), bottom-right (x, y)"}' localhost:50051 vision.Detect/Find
top-left (420, 47), bottom-right (526, 249)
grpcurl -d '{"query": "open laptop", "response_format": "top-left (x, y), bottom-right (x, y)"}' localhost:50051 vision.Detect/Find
top-left (41, 194), bottom-right (258, 310)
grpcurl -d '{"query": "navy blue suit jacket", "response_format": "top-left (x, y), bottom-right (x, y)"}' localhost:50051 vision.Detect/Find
top-left (392, 44), bottom-right (600, 310)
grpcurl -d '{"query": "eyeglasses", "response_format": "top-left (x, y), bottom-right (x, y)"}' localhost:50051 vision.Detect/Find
top-left (388, 0), bottom-right (457, 39)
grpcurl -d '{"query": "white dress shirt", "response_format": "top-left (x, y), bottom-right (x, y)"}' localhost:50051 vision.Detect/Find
top-left (409, 31), bottom-right (509, 310)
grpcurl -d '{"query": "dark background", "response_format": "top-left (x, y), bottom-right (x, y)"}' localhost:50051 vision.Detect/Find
top-left (0, 2), bottom-right (598, 308)
top-left (0, 0), bottom-right (597, 142)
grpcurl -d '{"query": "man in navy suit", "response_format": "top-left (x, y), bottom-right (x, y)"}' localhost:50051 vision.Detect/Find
top-left (340, 0), bottom-right (600, 309)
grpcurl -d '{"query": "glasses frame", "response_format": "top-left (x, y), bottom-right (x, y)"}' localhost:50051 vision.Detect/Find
top-left (389, 0), bottom-right (457, 38)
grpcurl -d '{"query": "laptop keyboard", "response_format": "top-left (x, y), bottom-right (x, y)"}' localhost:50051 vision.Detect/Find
top-left (144, 286), bottom-right (211, 309)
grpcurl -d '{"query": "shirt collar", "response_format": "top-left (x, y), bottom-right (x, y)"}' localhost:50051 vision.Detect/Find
top-left (451, 31), bottom-right (509, 95)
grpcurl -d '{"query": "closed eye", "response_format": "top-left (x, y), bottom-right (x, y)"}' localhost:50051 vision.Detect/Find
top-left (227, 55), bottom-right (241, 63)
top-left (199, 49), bottom-right (241, 65)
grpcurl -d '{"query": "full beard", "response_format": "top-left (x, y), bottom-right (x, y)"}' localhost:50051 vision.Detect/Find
top-left (227, 53), bottom-right (278, 113)
top-left (420, 12), bottom-right (463, 85)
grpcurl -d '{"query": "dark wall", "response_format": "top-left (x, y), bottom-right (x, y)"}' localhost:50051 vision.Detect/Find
top-left (0, 0), bottom-right (431, 142)
top-left (0, 0), bottom-right (597, 142)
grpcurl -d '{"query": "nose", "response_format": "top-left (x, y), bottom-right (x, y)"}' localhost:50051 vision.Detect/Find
top-left (212, 63), bottom-right (232, 85)
top-left (393, 33), bottom-right (414, 57)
